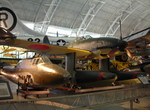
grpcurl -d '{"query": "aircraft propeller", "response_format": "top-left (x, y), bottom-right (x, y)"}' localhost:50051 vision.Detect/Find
top-left (0, 45), bottom-right (17, 54)
top-left (0, 45), bottom-right (28, 58)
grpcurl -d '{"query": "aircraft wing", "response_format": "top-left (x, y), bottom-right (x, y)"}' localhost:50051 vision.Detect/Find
top-left (2, 38), bottom-right (91, 58)
top-left (125, 28), bottom-right (150, 49)
top-left (126, 30), bottom-right (150, 56)
top-left (128, 35), bottom-right (150, 49)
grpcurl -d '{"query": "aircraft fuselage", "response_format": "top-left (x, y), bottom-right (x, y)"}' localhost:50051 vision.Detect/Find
top-left (68, 37), bottom-right (127, 51)
top-left (67, 37), bottom-right (127, 58)
top-left (1, 56), bottom-right (71, 88)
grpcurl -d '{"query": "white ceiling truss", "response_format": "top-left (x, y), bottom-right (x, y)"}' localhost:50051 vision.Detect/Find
top-left (70, 0), bottom-right (105, 37)
top-left (129, 9), bottom-right (150, 35)
top-left (3, 0), bottom-right (150, 38)
top-left (104, 0), bottom-right (140, 37)
top-left (34, 0), bottom-right (61, 34)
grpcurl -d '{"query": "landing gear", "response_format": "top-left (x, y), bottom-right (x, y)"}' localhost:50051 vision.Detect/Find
top-left (17, 75), bottom-right (33, 97)
top-left (65, 81), bottom-right (81, 89)
top-left (17, 75), bottom-right (50, 98)
top-left (18, 75), bottom-right (33, 90)
top-left (17, 76), bottom-right (27, 96)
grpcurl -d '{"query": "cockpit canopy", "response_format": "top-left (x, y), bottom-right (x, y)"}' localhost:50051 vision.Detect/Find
top-left (16, 56), bottom-right (52, 69)
top-left (32, 56), bottom-right (52, 65)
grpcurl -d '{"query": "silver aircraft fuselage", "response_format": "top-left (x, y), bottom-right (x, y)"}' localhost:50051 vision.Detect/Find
top-left (67, 37), bottom-right (127, 59)
top-left (1, 56), bottom-right (71, 88)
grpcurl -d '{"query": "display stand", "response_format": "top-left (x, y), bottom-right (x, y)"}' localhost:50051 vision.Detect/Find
top-left (0, 78), bottom-right (13, 100)
top-left (17, 81), bottom-right (50, 98)
top-left (17, 89), bottom-right (50, 98)
top-left (138, 76), bottom-right (150, 84)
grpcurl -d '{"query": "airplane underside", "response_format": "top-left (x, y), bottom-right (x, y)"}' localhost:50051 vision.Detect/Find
top-left (0, 70), bottom-right (69, 89)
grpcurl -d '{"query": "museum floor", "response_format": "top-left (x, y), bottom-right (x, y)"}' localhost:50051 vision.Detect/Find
top-left (0, 97), bottom-right (150, 110)
top-left (0, 75), bottom-right (150, 110)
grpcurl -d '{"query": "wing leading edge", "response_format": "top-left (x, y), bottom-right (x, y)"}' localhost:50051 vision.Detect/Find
top-left (2, 38), bottom-right (91, 58)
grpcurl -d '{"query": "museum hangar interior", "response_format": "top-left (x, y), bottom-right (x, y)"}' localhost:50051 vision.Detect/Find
top-left (0, 0), bottom-right (150, 110)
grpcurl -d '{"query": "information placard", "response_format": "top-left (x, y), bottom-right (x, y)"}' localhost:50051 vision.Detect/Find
top-left (138, 76), bottom-right (150, 84)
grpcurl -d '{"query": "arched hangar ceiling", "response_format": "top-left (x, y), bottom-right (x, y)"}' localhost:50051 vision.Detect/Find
top-left (6, 0), bottom-right (150, 38)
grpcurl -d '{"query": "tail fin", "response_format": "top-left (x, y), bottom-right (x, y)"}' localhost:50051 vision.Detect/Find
top-left (0, 0), bottom-right (43, 36)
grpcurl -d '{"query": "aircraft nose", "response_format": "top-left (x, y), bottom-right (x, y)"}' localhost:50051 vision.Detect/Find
top-left (54, 67), bottom-right (71, 85)
top-left (38, 63), bottom-right (72, 87)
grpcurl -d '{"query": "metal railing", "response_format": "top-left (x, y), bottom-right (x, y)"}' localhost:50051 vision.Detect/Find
top-left (0, 84), bottom-right (150, 110)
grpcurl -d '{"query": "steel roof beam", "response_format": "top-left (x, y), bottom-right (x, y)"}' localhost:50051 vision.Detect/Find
top-left (71, 0), bottom-right (105, 37)
top-left (104, 0), bottom-right (139, 37)
top-left (33, 0), bottom-right (45, 32)
top-left (129, 9), bottom-right (150, 35)
top-left (34, 0), bottom-right (61, 34)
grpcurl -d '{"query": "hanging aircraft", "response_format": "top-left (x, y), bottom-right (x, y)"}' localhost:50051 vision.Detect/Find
top-left (0, 5), bottom-right (102, 90)
top-left (0, 5), bottom-right (148, 89)
top-left (0, 3), bottom-right (127, 60)
top-left (121, 28), bottom-right (150, 76)
top-left (67, 37), bottom-right (128, 59)
top-left (0, 6), bottom-right (126, 88)
top-left (66, 36), bottom-right (149, 84)
top-left (125, 27), bottom-right (150, 57)
top-left (108, 28), bottom-right (150, 84)
top-left (0, 6), bottom-right (74, 89)
top-left (0, 27), bottom-right (118, 88)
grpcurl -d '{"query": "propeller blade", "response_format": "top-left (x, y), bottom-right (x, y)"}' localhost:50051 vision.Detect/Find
top-left (3, 53), bottom-right (16, 58)
top-left (1, 48), bottom-right (16, 53)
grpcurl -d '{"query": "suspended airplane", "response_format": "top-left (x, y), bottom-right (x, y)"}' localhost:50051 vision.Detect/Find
top-left (125, 28), bottom-right (150, 57)
top-left (0, 1), bottom-right (118, 90)
top-left (67, 37), bottom-right (128, 59)
top-left (65, 36), bottom-right (149, 85)
top-left (108, 28), bottom-right (150, 84)
top-left (0, 27), bottom-right (118, 88)
top-left (0, 3), bottom-right (127, 60)
top-left (0, 5), bottom-right (148, 89)
top-left (120, 28), bottom-right (150, 76)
